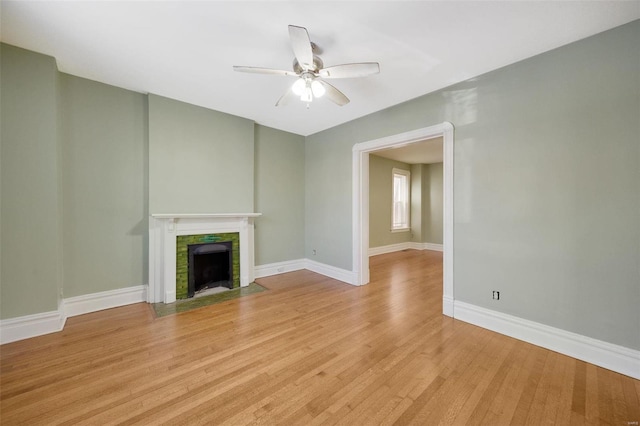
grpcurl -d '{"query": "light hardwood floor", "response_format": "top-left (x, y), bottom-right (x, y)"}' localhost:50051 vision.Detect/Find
top-left (1, 250), bottom-right (638, 425)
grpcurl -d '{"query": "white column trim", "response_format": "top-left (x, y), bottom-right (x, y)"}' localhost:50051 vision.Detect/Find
top-left (352, 122), bottom-right (455, 317)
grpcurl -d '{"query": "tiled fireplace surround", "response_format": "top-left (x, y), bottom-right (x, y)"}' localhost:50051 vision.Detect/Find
top-left (148, 214), bottom-right (260, 304)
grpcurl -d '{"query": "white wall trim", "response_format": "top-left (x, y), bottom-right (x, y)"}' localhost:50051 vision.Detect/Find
top-left (305, 259), bottom-right (356, 285)
top-left (368, 242), bottom-right (444, 257)
top-left (442, 295), bottom-right (455, 317)
top-left (353, 122), bottom-right (455, 317)
top-left (421, 242), bottom-right (444, 252)
top-left (254, 259), bottom-right (306, 279)
top-left (454, 301), bottom-right (640, 380)
top-left (1, 285), bottom-right (147, 345)
top-left (0, 310), bottom-right (66, 345)
top-left (369, 242), bottom-right (412, 257)
top-left (63, 285), bottom-right (148, 318)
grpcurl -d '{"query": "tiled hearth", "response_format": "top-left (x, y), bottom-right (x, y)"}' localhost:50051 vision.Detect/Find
top-left (148, 213), bottom-right (260, 303)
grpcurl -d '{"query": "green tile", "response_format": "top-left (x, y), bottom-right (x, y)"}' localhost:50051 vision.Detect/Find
top-left (175, 232), bottom-right (241, 299)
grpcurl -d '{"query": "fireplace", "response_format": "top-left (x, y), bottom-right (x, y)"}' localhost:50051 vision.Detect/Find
top-left (187, 241), bottom-right (233, 297)
top-left (176, 232), bottom-right (240, 299)
top-left (148, 213), bottom-right (260, 304)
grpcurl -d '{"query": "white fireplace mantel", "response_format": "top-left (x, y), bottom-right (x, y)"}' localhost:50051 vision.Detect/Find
top-left (148, 213), bottom-right (261, 304)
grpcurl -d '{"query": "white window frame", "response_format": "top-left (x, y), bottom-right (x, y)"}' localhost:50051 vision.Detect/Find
top-left (391, 168), bottom-right (410, 232)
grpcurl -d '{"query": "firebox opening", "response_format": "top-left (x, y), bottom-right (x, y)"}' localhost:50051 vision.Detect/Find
top-left (187, 242), bottom-right (233, 298)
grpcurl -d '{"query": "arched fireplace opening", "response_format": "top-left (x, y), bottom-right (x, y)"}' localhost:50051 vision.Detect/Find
top-left (187, 241), bottom-right (233, 297)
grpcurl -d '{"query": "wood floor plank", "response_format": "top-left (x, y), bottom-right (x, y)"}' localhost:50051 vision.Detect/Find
top-left (1, 249), bottom-right (638, 425)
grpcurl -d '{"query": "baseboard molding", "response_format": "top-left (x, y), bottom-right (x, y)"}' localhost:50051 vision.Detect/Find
top-left (369, 242), bottom-right (411, 256)
top-left (419, 242), bottom-right (444, 252)
top-left (304, 259), bottom-right (356, 285)
top-left (256, 258), bottom-right (356, 286)
top-left (63, 285), bottom-right (148, 318)
top-left (442, 295), bottom-right (454, 318)
top-left (369, 242), bottom-right (443, 256)
top-left (454, 301), bottom-right (640, 380)
top-left (0, 310), bottom-right (66, 345)
top-left (254, 259), bottom-right (306, 279)
top-left (1, 285), bottom-right (148, 345)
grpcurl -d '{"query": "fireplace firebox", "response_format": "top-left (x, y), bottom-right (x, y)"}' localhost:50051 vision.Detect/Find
top-left (187, 241), bottom-right (233, 297)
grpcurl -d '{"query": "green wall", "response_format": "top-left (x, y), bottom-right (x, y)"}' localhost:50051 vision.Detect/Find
top-left (371, 160), bottom-right (443, 247)
top-left (304, 128), bottom-right (353, 270)
top-left (1, 44), bottom-right (62, 318)
top-left (369, 154), bottom-right (412, 248)
top-left (254, 125), bottom-right (305, 265)
top-left (409, 164), bottom-right (423, 243)
top-left (60, 74), bottom-right (148, 297)
top-left (305, 21), bottom-right (640, 350)
top-left (0, 44), bottom-right (306, 318)
top-left (148, 94), bottom-right (254, 214)
top-left (423, 162), bottom-right (443, 245)
top-left (408, 162), bottom-right (444, 245)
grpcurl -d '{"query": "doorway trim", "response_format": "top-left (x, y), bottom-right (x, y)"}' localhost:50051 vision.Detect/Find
top-left (352, 122), bottom-right (454, 316)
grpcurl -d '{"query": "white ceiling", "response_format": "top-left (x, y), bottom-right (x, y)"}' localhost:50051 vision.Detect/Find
top-left (373, 137), bottom-right (443, 165)
top-left (2, 1), bottom-right (639, 136)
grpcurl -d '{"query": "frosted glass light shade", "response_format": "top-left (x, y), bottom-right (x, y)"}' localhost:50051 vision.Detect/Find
top-left (291, 78), bottom-right (305, 96)
top-left (311, 80), bottom-right (325, 97)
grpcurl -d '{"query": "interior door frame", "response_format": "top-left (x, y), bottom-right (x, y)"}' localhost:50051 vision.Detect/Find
top-left (352, 122), bottom-right (455, 317)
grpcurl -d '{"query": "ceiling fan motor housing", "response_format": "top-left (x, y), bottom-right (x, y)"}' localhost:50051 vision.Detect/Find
top-left (293, 56), bottom-right (324, 74)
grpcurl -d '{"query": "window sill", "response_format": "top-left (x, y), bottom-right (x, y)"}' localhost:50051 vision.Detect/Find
top-left (391, 228), bottom-right (410, 233)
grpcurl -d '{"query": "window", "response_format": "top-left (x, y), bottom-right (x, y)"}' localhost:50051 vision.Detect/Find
top-left (392, 168), bottom-right (410, 231)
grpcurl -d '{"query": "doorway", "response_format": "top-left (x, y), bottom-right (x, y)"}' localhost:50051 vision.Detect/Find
top-left (352, 122), bottom-right (454, 317)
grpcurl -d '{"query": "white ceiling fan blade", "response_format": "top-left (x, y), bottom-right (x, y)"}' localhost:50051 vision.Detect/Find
top-left (275, 87), bottom-right (296, 107)
top-left (319, 80), bottom-right (350, 106)
top-left (288, 25), bottom-right (314, 71)
top-left (233, 66), bottom-right (297, 77)
top-left (319, 63), bottom-right (380, 79)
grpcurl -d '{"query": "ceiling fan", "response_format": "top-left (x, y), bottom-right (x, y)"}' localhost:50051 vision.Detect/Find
top-left (233, 25), bottom-right (380, 107)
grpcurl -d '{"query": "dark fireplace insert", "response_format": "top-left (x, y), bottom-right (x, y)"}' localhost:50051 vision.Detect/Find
top-left (187, 241), bottom-right (233, 297)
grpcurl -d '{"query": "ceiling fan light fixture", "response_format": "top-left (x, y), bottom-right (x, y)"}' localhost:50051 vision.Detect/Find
top-left (291, 78), bottom-right (305, 96)
top-left (311, 80), bottom-right (325, 98)
top-left (234, 25), bottom-right (379, 107)
top-left (300, 82), bottom-right (313, 103)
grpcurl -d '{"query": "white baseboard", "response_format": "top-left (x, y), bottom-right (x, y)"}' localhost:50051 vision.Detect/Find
top-left (255, 258), bottom-right (355, 286)
top-left (454, 301), bottom-right (640, 380)
top-left (254, 259), bottom-right (306, 279)
top-left (305, 259), bottom-right (356, 285)
top-left (369, 242), bottom-right (443, 256)
top-left (1, 285), bottom-right (147, 345)
top-left (442, 295), bottom-right (454, 317)
top-left (369, 242), bottom-right (411, 256)
top-left (419, 242), bottom-right (443, 252)
top-left (63, 285), bottom-right (148, 318)
top-left (0, 310), bottom-right (66, 345)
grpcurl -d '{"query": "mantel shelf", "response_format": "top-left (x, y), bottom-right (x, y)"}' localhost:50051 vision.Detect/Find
top-left (151, 213), bottom-right (261, 219)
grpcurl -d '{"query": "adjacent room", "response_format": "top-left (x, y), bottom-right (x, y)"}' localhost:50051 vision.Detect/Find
top-left (1, 2), bottom-right (639, 424)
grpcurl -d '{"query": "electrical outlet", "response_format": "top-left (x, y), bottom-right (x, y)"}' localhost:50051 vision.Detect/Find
top-left (312, 249), bottom-right (317, 255)
top-left (492, 291), bottom-right (500, 300)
